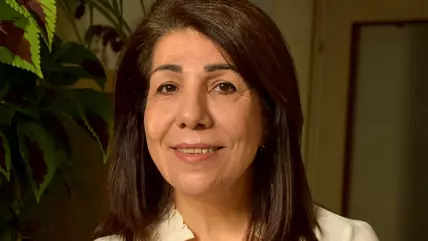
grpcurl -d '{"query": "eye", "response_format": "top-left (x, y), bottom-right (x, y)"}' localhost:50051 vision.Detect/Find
top-left (156, 83), bottom-right (178, 94)
top-left (213, 82), bottom-right (237, 93)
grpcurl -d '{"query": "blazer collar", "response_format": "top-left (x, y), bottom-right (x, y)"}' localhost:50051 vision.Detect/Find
top-left (156, 209), bottom-right (195, 241)
top-left (156, 209), bottom-right (264, 241)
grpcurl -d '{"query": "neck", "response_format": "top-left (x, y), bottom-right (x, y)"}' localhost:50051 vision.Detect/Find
top-left (174, 172), bottom-right (252, 240)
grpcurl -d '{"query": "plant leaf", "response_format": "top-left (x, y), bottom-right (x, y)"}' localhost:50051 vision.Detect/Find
top-left (46, 66), bottom-right (95, 88)
top-left (0, 227), bottom-right (16, 241)
top-left (0, 131), bottom-right (12, 181)
top-left (6, 0), bottom-right (57, 50)
top-left (40, 111), bottom-right (72, 158)
top-left (0, 104), bottom-right (16, 126)
top-left (1, 85), bottom-right (40, 119)
top-left (0, 1), bottom-right (42, 78)
top-left (2, 87), bottom-right (31, 110)
top-left (45, 90), bottom-right (81, 118)
top-left (54, 42), bottom-right (106, 90)
top-left (17, 121), bottom-right (57, 202)
top-left (0, 64), bottom-right (40, 118)
top-left (71, 89), bottom-right (112, 161)
top-left (41, 88), bottom-right (112, 161)
top-left (41, 37), bottom-right (97, 88)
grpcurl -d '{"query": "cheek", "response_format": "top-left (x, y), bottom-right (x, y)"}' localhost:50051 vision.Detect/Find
top-left (144, 102), bottom-right (175, 180)
top-left (144, 107), bottom-right (159, 141)
top-left (212, 96), bottom-right (264, 149)
top-left (143, 100), bottom-right (175, 146)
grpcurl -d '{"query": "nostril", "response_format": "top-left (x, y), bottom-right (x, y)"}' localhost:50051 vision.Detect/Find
top-left (194, 123), bottom-right (205, 130)
top-left (178, 122), bottom-right (206, 130)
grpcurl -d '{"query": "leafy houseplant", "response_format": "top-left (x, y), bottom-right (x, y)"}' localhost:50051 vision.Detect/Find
top-left (58, 0), bottom-right (148, 54)
top-left (0, 1), bottom-right (112, 240)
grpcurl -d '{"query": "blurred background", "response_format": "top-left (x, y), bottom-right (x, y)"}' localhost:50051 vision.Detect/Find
top-left (0, 0), bottom-right (427, 240)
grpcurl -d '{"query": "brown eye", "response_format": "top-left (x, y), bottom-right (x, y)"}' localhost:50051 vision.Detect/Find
top-left (157, 84), bottom-right (177, 94)
top-left (214, 82), bottom-right (237, 93)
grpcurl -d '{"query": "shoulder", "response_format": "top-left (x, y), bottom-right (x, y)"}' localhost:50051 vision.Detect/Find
top-left (315, 206), bottom-right (379, 241)
top-left (94, 235), bottom-right (124, 241)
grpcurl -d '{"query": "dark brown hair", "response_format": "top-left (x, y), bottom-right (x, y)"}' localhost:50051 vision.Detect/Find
top-left (95, 0), bottom-right (318, 240)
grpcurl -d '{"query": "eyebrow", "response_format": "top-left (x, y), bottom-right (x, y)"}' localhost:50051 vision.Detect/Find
top-left (204, 63), bottom-right (237, 72)
top-left (150, 63), bottom-right (237, 76)
top-left (151, 64), bottom-right (182, 75)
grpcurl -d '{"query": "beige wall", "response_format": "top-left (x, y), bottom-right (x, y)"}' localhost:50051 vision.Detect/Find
top-left (306, 0), bottom-right (428, 213)
top-left (273, 0), bottom-right (314, 128)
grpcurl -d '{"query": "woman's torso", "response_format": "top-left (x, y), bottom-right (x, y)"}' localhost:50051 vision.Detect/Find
top-left (95, 206), bottom-right (379, 241)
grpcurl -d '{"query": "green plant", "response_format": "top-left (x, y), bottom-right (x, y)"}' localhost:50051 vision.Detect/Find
top-left (58, 0), bottom-right (148, 53)
top-left (0, 0), bottom-right (56, 78)
top-left (0, 1), bottom-right (112, 240)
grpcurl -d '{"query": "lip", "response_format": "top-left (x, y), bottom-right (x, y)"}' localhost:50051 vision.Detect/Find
top-left (172, 143), bottom-right (222, 149)
top-left (171, 143), bottom-right (223, 163)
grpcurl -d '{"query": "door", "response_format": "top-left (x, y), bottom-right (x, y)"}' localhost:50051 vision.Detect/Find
top-left (344, 22), bottom-right (428, 241)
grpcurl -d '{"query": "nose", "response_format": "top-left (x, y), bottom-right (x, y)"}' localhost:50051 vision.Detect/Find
top-left (175, 90), bottom-right (213, 130)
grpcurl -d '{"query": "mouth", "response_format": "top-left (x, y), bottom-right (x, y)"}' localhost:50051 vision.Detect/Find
top-left (171, 144), bottom-right (223, 162)
top-left (173, 147), bottom-right (222, 154)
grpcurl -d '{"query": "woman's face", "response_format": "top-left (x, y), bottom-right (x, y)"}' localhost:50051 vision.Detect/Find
top-left (144, 28), bottom-right (264, 196)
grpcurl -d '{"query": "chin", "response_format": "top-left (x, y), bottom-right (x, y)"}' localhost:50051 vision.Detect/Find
top-left (172, 175), bottom-right (216, 196)
top-left (176, 186), bottom-right (212, 197)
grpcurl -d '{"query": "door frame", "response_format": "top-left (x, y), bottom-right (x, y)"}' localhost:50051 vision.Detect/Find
top-left (341, 19), bottom-right (428, 215)
top-left (304, 0), bottom-right (428, 214)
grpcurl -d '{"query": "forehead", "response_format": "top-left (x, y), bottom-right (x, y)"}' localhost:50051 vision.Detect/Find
top-left (151, 28), bottom-right (229, 66)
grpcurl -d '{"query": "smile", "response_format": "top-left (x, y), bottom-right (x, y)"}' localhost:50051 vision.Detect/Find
top-left (175, 147), bottom-right (220, 154)
top-left (171, 144), bottom-right (223, 162)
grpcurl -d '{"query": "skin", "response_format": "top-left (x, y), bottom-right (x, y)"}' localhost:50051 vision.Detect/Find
top-left (144, 28), bottom-right (264, 240)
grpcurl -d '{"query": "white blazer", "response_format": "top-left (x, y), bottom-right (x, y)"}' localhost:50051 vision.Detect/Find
top-left (95, 206), bottom-right (379, 241)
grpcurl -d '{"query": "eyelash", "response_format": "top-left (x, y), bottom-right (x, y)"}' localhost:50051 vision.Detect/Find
top-left (155, 82), bottom-right (237, 95)
top-left (213, 82), bottom-right (237, 93)
top-left (156, 83), bottom-right (177, 94)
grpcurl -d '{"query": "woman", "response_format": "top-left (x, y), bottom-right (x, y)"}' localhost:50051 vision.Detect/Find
top-left (95, 0), bottom-right (379, 240)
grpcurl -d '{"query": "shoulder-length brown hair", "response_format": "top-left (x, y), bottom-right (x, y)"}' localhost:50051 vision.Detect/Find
top-left (95, 0), bottom-right (318, 240)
